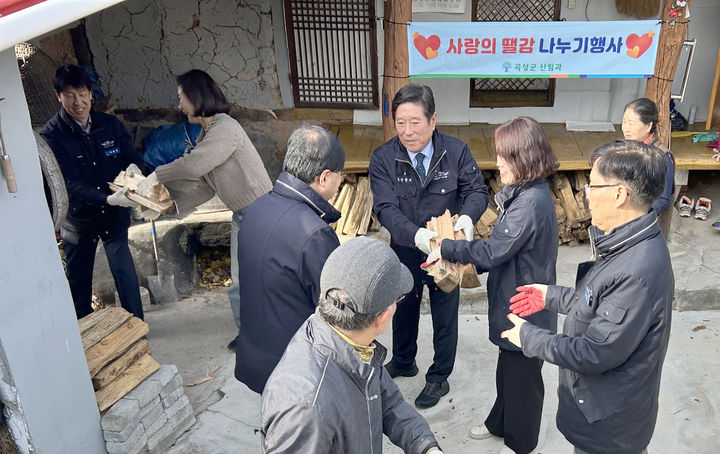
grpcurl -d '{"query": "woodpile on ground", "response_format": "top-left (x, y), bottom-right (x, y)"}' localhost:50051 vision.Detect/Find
top-left (331, 170), bottom-right (591, 245)
top-left (330, 176), bottom-right (376, 237)
top-left (79, 307), bottom-right (160, 412)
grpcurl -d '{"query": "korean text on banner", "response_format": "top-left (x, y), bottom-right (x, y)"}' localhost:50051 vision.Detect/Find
top-left (408, 20), bottom-right (661, 79)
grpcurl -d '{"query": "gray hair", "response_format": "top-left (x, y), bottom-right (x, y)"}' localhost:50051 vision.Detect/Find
top-left (318, 289), bottom-right (383, 332)
top-left (589, 139), bottom-right (667, 210)
top-left (282, 125), bottom-right (345, 184)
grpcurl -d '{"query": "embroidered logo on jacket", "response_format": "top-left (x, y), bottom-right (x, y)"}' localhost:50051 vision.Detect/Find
top-left (434, 170), bottom-right (449, 180)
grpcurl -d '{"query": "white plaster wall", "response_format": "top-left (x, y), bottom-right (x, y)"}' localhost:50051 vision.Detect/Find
top-left (355, 0), bottom-right (720, 125)
top-left (671, 0), bottom-right (720, 123)
top-left (0, 49), bottom-right (106, 453)
top-left (85, 0), bottom-right (282, 109)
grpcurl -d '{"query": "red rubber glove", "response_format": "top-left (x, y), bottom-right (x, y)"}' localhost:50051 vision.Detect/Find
top-left (508, 285), bottom-right (546, 317)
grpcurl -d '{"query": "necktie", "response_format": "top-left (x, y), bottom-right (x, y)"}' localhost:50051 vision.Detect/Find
top-left (414, 154), bottom-right (426, 183)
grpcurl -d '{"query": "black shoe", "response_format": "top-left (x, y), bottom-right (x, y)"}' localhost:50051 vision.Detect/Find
top-left (384, 360), bottom-right (419, 378)
top-left (227, 336), bottom-right (238, 352)
top-left (415, 381), bottom-right (450, 409)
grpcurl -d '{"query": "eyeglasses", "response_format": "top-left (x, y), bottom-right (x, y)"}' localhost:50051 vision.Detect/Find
top-left (584, 183), bottom-right (622, 198)
top-left (335, 170), bottom-right (347, 179)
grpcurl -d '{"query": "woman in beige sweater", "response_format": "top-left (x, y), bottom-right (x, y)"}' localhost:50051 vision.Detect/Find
top-left (141, 69), bottom-right (271, 349)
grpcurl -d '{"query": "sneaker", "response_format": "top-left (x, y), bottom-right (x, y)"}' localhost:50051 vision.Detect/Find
top-left (469, 424), bottom-right (499, 440)
top-left (227, 336), bottom-right (238, 352)
top-left (384, 360), bottom-right (419, 378)
top-left (695, 197), bottom-right (712, 220)
top-left (498, 445), bottom-right (516, 454)
top-left (415, 380), bottom-right (450, 409)
top-left (678, 196), bottom-right (694, 217)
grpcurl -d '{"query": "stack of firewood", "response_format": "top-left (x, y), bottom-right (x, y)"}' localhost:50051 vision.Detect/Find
top-left (330, 176), bottom-right (376, 237)
top-left (79, 307), bottom-right (160, 412)
top-left (331, 170), bottom-right (591, 245)
top-left (479, 170), bottom-right (592, 245)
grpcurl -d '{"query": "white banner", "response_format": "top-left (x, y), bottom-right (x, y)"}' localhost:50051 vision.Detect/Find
top-left (412, 0), bottom-right (466, 14)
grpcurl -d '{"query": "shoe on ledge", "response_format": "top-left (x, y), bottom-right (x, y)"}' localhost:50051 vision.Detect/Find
top-left (384, 360), bottom-right (419, 378)
top-left (415, 380), bottom-right (450, 409)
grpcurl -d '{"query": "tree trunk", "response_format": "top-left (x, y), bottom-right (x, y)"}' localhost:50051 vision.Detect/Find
top-left (644, 0), bottom-right (692, 148)
top-left (381, 0), bottom-right (411, 142)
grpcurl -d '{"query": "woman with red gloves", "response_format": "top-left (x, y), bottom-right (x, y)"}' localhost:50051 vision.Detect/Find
top-left (424, 116), bottom-right (559, 454)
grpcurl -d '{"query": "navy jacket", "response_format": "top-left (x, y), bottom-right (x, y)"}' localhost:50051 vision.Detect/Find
top-left (520, 213), bottom-right (674, 454)
top-left (40, 108), bottom-right (143, 236)
top-left (442, 179), bottom-right (558, 350)
top-left (369, 131), bottom-right (489, 265)
top-left (234, 172), bottom-right (341, 394)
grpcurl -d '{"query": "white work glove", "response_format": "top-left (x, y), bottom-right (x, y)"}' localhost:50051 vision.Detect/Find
top-left (125, 163), bottom-right (142, 177)
top-left (422, 244), bottom-right (442, 269)
top-left (414, 227), bottom-right (438, 255)
top-left (454, 214), bottom-right (475, 241)
top-left (106, 187), bottom-right (137, 208)
top-left (135, 171), bottom-right (159, 197)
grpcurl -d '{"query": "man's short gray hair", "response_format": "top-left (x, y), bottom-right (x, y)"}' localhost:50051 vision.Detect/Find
top-left (283, 125), bottom-right (345, 184)
top-left (589, 139), bottom-right (667, 210)
top-left (318, 289), bottom-right (383, 332)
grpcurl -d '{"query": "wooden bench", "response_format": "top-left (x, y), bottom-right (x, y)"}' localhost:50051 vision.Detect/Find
top-left (326, 123), bottom-right (718, 174)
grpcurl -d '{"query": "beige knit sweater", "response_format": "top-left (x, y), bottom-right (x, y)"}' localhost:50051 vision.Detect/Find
top-left (155, 113), bottom-right (271, 216)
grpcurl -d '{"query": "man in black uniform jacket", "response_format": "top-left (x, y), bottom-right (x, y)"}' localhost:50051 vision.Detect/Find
top-left (40, 65), bottom-right (144, 320)
top-left (368, 84), bottom-right (489, 408)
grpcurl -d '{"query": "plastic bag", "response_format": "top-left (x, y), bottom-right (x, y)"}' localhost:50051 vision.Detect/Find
top-left (142, 120), bottom-right (202, 170)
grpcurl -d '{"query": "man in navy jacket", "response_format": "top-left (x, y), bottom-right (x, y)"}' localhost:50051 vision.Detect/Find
top-left (234, 125), bottom-right (345, 394)
top-left (40, 65), bottom-right (144, 320)
top-left (369, 85), bottom-right (489, 408)
top-left (503, 140), bottom-right (673, 454)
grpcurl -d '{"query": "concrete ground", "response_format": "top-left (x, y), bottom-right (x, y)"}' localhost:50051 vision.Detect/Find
top-left (140, 169), bottom-right (720, 453)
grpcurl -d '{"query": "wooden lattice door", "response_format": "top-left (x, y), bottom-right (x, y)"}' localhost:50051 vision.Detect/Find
top-left (470, 0), bottom-right (561, 107)
top-left (284, 0), bottom-right (379, 109)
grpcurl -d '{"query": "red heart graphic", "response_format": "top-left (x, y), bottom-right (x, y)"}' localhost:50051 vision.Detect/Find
top-left (625, 30), bottom-right (655, 59)
top-left (413, 32), bottom-right (441, 60)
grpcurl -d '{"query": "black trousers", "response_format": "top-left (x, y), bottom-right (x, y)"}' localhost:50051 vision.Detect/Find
top-left (62, 227), bottom-right (143, 320)
top-left (391, 261), bottom-right (459, 383)
top-left (485, 349), bottom-right (544, 454)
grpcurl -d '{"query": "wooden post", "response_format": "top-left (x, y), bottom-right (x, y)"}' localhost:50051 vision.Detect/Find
top-left (644, 0), bottom-right (692, 148)
top-left (381, 0), bottom-right (411, 142)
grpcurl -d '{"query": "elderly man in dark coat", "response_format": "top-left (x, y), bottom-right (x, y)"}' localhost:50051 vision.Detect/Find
top-left (262, 237), bottom-right (444, 454)
top-left (503, 140), bottom-right (674, 454)
top-left (234, 125), bottom-right (345, 394)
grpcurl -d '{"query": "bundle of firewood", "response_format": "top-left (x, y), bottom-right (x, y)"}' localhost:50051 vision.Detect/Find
top-left (330, 170), bottom-right (591, 245)
top-left (110, 171), bottom-right (174, 214)
top-left (330, 176), bottom-right (376, 237)
top-left (79, 307), bottom-right (160, 412)
top-left (424, 210), bottom-right (482, 292)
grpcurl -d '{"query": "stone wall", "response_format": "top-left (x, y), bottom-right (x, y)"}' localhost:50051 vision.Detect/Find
top-left (102, 365), bottom-right (194, 454)
top-left (85, 0), bottom-right (282, 109)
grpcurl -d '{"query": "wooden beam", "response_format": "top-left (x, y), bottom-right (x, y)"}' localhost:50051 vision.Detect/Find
top-left (381, 0), bottom-right (411, 142)
top-left (644, 0), bottom-right (693, 147)
top-left (706, 45), bottom-right (720, 131)
top-left (95, 353), bottom-right (160, 412)
top-left (81, 308), bottom-right (133, 351)
top-left (85, 318), bottom-right (149, 377)
top-left (92, 339), bottom-right (150, 390)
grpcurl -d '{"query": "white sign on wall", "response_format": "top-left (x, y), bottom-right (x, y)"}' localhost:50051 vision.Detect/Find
top-left (412, 0), bottom-right (466, 14)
